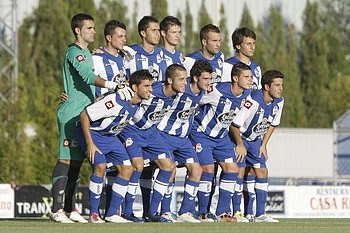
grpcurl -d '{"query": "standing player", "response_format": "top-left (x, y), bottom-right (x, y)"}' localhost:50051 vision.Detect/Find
top-left (77, 70), bottom-right (153, 223)
top-left (124, 16), bottom-right (167, 82)
top-left (50, 13), bottom-right (132, 223)
top-left (183, 24), bottom-right (224, 83)
top-left (156, 60), bottom-right (212, 223)
top-left (118, 64), bottom-right (187, 222)
top-left (224, 27), bottom-right (261, 221)
top-left (231, 70), bottom-right (284, 223)
top-left (189, 62), bottom-right (253, 222)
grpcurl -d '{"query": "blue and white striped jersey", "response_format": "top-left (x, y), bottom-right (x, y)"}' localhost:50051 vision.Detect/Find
top-left (232, 90), bottom-right (284, 141)
top-left (85, 92), bottom-right (139, 136)
top-left (157, 81), bottom-right (205, 137)
top-left (193, 82), bottom-right (250, 139)
top-left (130, 82), bottom-right (176, 130)
top-left (223, 56), bottom-right (262, 90)
top-left (161, 47), bottom-right (184, 66)
top-left (92, 48), bottom-right (127, 97)
top-left (183, 50), bottom-right (225, 83)
top-left (124, 44), bottom-right (167, 82)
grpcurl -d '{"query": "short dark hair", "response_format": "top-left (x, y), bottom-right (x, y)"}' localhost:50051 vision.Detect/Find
top-left (129, 70), bottom-right (153, 87)
top-left (199, 24), bottom-right (220, 43)
top-left (165, 64), bottom-right (187, 84)
top-left (160, 16), bottom-right (181, 32)
top-left (104, 19), bottom-right (126, 43)
top-left (261, 70), bottom-right (284, 89)
top-left (231, 27), bottom-right (256, 53)
top-left (190, 60), bottom-right (213, 81)
top-left (231, 62), bottom-right (251, 82)
top-left (138, 16), bottom-right (159, 38)
top-left (71, 13), bottom-right (94, 37)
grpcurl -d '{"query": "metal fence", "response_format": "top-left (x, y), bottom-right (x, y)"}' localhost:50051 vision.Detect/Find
top-left (334, 111), bottom-right (350, 177)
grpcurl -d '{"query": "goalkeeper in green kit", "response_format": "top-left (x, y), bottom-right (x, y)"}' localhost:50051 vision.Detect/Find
top-left (49, 13), bottom-right (133, 223)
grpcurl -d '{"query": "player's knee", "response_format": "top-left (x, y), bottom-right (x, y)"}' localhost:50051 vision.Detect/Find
top-left (190, 163), bottom-right (203, 179)
top-left (121, 165), bottom-right (134, 178)
top-left (202, 164), bottom-right (214, 173)
top-left (94, 163), bottom-right (106, 176)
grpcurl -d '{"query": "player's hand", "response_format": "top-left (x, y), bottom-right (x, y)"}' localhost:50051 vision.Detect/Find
top-left (92, 47), bottom-right (103, 54)
top-left (59, 92), bottom-right (68, 103)
top-left (116, 86), bottom-right (134, 101)
top-left (235, 144), bottom-right (247, 163)
top-left (86, 143), bottom-right (102, 164)
top-left (259, 145), bottom-right (268, 160)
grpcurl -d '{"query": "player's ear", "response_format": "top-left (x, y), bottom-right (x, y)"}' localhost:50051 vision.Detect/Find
top-left (131, 84), bottom-right (138, 93)
top-left (235, 44), bottom-right (241, 51)
top-left (75, 27), bottom-right (81, 36)
top-left (232, 75), bottom-right (238, 83)
top-left (167, 77), bottom-right (172, 84)
top-left (201, 38), bottom-right (207, 47)
top-left (140, 30), bottom-right (146, 38)
top-left (106, 35), bottom-right (112, 42)
top-left (193, 75), bottom-right (198, 83)
top-left (264, 83), bottom-right (270, 91)
top-left (161, 30), bottom-right (166, 37)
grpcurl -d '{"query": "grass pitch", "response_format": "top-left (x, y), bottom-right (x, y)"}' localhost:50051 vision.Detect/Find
top-left (0, 219), bottom-right (348, 233)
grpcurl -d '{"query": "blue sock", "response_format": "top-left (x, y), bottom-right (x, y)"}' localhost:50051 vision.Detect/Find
top-left (106, 176), bottom-right (129, 217)
top-left (104, 171), bottom-right (117, 216)
top-left (255, 177), bottom-right (268, 217)
top-left (198, 172), bottom-right (214, 215)
top-left (233, 177), bottom-right (243, 213)
top-left (123, 170), bottom-right (141, 216)
top-left (149, 170), bottom-right (172, 216)
top-left (178, 179), bottom-right (199, 215)
top-left (216, 172), bottom-right (237, 216)
top-left (161, 182), bottom-right (174, 214)
top-left (89, 174), bottom-right (104, 215)
top-left (243, 175), bottom-right (256, 215)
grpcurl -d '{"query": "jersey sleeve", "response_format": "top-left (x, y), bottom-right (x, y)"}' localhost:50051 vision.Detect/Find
top-left (199, 84), bottom-right (220, 105)
top-left (85, 94), bottom-right (123, 122)
top-left (221, 62), bottom-right (233, 82)
top-left (66, 47), bottom-right (97, 85)
top-left (183, 57), bottom-right (195, 77)
top-left (232, 95), bottom-right (258, 128)
top-left (271, 98), bottom-right (284, 127)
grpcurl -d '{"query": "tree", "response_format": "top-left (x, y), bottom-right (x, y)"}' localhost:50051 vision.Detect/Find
top-left (197, 0), bottom-right (212, 29)
top-left (300, 0), bottom-right (331, 127)
top-left (239, 3), bottom-right (255, 29)
top-left (128, 1), bottom-right (140, 45)
top-left (184, 0), bottom-right (196, 54)
top-left (219, 3), bottom-right (230, 58)
top-left (150, 0), bottom-right (168, 20)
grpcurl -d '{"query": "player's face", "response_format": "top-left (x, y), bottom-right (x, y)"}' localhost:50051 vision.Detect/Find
top-left (79, 20), bottom-right (96, 43)
top-left (238, 36), bottom-right (255, 58)
top-left (109, 27), bottom-right (127, 50)
top-left (237, 69), bottom-right (253, 90)
top-left (162, 25), bottom-right (181, 47)
top-left (136, 79), bottom-right (153, 100)
top-left (171, 70), bottom-right (187, 93)
top-left (196, 72), bottom-right (212, 91)
top-left (267, 78), bottom-right (284, 98)
top-left (203, 31), bottom-right (221, 55)
top-left (144, 22), bottom-right (160, 46)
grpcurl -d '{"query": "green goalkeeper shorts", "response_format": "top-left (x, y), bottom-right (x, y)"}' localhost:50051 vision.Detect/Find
top-left (57, 122), bottom-right (85, 161)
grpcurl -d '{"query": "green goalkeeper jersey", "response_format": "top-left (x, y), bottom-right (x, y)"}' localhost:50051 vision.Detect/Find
top-left (57, 43), bottom-right (97, 123)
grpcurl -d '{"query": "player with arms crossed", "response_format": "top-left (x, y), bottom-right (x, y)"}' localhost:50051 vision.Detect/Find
top-left (76, 70), bottom-right (153, 223)
top-left (183, 24), bottom-right (224, 84)
top-left (189, 62), bottom-right (253, 222)
top-left (118, 64), bottom-right (187, 222)
top-left (230, 70), bottom-right (284, 223)
top-left (50, 13), bottom-right (132, 224)
top-left (156, 60), bottom-right (212, 223)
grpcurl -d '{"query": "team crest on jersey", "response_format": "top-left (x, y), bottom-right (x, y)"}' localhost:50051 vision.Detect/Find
top-left (254, 68), bottom-right (260, 78)
top-left (211, 72), bottom-right (222, 83)
top-left (105, 100), bottom-right (114, 110)
top-left (111, 121), bottom-right (129, 134)
top-left (125, 137), bottom-right (134, 147)
top-left (63, 139), bottom-right (70, 147)
top-left (273, 106), bottom-right (279, 115)
top-left (75, 55), bottom-right (85, 62)
top-left (148, 109), bottom-right (168, 122)
top-left (251, 83), bottom-right (258, 91)
top-left (218, 58), bottom-right (223, 68)
top-left (244, 100), bottom-right (253, 109)
top-left (177, 107), bottom-right (197, 120)
top-left (112, 70), bottom-right (127, 86)
top-left (218, 111), bottom-right (236, 125)
top-left (252, 118), bottom-right (271, 134)
top-left (195, 143), bottom-right (203, 153)
top-left (156, 54), bottom-right (162, 63)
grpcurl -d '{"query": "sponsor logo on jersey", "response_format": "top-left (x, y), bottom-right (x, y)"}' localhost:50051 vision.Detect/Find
top-left (244, 100), bottom-right (253, 109)
top-left (110, 121), bottom-right (129, 134)
top-left (105, 100), bottom-right (114, 110)
top-left (148, 109), bottom-right (168, 122)
top-left (125, 137), bottom-right (133, 147)
top-left (76, 55), bottom-right (85, 62)
top-left (211, 72), bottom-right (222, 83)
top-left (177, 107), bottom-right (197, 120)
top-left (252, 118), bottom-right (271, 134)
top-left (218, 111), bottom-right (236, 124)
